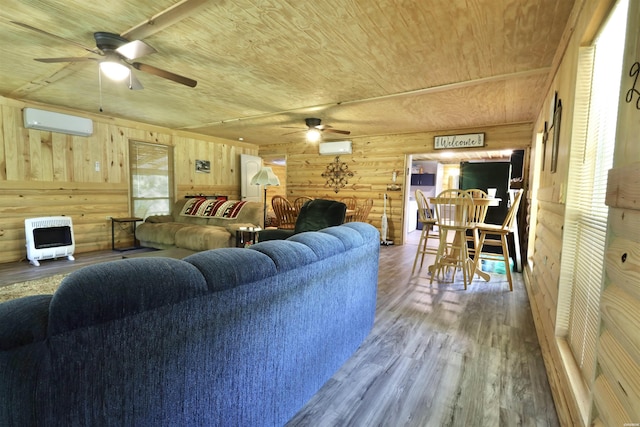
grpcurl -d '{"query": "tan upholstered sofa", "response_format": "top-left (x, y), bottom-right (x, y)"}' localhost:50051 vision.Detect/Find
top-left (135, 198), bottom-right (263, 251)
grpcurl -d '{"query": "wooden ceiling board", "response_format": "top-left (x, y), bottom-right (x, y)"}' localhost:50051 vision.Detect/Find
top-left (0, 0), bottom-right (575, 145)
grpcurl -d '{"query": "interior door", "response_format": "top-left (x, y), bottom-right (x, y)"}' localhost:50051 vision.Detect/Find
top-left (241, 154), bottom-right (262, 201)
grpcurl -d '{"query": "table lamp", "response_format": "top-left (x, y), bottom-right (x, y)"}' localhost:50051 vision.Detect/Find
top-left (250, 166), bottom-right (280, 228)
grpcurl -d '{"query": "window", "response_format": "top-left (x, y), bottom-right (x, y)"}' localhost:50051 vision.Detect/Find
top-left (129, 141), bottom-right (174, 219)
top-left (555, 0), bottom-right (628, 422)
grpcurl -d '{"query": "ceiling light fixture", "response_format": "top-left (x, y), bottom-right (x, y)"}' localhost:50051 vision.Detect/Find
top-left (306, 128), bottom-right (321, 143)
top-left (99, 54), bottom-right (130, 81)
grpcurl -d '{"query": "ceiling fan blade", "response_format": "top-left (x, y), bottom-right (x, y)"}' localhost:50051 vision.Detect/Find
top-left (11, 21), bottom-right (100, 54)
top-left (116, 40), bottom-right (156, 60)
top-left (324, 128), bottom-right (351, 135)
top-left (131, 62), bottom-right (197, 87)
top-left (35, 57), bottom-right (97, 63)
top-left (282, 129), bottom-right (305, 136)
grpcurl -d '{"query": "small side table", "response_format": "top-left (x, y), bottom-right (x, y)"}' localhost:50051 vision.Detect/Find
top-left (236, 227), bottom-right (261, 248)
top-left (111, 217), bottom-right (143, 251)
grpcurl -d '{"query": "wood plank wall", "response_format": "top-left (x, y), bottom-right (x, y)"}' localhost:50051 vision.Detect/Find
top-left (259, 123), bottom-right (532, 245)
top-left (523, 0), bottom-right (590, 418)
top-left (524, 0), bottom-right (640, 425)
top-left (595, 1), bottom-right (640, 423)
top-left (0, 96), bottom-right (257, 264)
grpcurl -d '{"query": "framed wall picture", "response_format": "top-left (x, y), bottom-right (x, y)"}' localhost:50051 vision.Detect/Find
top-left (550, 99), bottom-right (562, 173)
top-left (541, 121), bottom-right (548, 172)
top-left (549, 91), bottom-right (558, 127)
top-left (195, 159), bottom-right (211, 173)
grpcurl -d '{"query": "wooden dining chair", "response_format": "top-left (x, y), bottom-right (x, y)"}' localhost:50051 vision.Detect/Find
top-left (271, 195), bottom-right (297, 230)
top-left (411, 190), bottom-right (439, 275)
top-left (471, 189), bottom-right (524, 291)
top-left (464, 189), bottom-right (489, 260)
top-left (339, 197), bottom-right (358, 222)
top-left (353, 198), bottom-right (374, 223)
top-left (339, 196), bottom-right (358, 211)
top-left (429, 189), bottom-right (476, 289)
top-left (293, 196), bottom-right (313, 213)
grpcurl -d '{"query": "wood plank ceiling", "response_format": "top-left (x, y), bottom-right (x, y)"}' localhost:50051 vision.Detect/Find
top-left (0, 0), bottom-right (574, 146)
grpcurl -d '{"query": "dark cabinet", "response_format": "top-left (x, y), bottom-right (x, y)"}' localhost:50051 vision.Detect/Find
top-left (410, 173), bottom-right (435, 186)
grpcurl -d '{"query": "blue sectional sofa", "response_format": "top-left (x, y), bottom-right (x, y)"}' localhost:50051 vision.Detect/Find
top-left (0, 223), bottom-right (380, 426)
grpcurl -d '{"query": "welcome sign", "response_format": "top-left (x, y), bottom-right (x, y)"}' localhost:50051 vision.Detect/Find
top-left (434, 133), bottom-right (485, 149)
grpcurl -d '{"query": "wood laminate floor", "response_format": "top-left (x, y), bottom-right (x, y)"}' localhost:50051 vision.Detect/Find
top-left (287, 232), bottom-right (559, 427)
top-left (0, 233), bottom-right (558, 426)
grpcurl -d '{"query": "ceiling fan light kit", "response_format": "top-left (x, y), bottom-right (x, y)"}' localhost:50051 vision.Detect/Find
top-left (284, 117), bottom-right (351, 142)
top-left (13, 22), bottom-right (197, 90)
top-left (306, 128), bottom-right (322, 142)
top-left (99, 58), bottom-right (130, 81)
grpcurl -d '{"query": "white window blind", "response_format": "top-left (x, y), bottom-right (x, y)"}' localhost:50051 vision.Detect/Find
top-left (129, 141), bottom-right (174, 219)
top-left (556, 0), bottom-right (626, 390)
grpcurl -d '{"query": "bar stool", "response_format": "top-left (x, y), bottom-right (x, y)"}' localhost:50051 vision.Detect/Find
top-left (464, 189), bottom-right (489, 260)
top-left (430, 189), bottom-right (475, 289)
top-left (471, 189), bottom-right (524, 291)
top-left (411, 190), bottom-right (439, 275)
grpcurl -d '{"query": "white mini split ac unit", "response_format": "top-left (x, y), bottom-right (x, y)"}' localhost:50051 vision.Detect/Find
top-left (319, 141), bottom-right (352, 155)
top-left (23, 108), bottom-right (93, 136)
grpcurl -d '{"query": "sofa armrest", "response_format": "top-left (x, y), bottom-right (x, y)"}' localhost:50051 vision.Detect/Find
top-left (145, 215), bottom-right (174, 223)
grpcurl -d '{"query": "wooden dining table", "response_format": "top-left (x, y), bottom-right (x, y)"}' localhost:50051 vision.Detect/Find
top-left (428, 196), bottom-right (500, 284)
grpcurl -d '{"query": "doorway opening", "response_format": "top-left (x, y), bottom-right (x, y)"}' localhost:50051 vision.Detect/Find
top-left (404, 148), bottom-right (527, 266)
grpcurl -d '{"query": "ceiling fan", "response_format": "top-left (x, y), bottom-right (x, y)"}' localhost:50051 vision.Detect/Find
top-left (12, 21), bottom-right (197, 90)
top-left (284, 118), bottom-right (351, 142)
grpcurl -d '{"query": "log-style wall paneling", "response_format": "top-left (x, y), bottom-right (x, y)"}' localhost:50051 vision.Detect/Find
top-left (0, 96), bottom-right (257, 264)
top-left (0, 182), bottom-right (128, 262)
top-left (260, 123), bottom-right (532, 245)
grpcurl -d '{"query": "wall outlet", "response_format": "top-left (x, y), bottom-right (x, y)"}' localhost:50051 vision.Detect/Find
top-left (95, 161), bottom-right (100, 172)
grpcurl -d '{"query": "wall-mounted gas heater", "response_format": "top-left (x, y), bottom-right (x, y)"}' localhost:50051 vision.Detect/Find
top-left (25, 216), bottom-right (75, 266)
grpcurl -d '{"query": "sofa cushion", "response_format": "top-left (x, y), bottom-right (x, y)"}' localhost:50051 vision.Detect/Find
top-left (288, 230), bottom-right (346, 259)
top-left (135, 222), bottom-right (193, 246)
top-left (174, 225), bottom-right (231, 250)
top-left (318, 222), bottom-right (369, 250)
top-left (0, 295), bottom-right (51, 349)
top-left (180, 198), bottom-right (248, 219)
top-left (184, 248), bottom-right (278, 292)
top-left (48, 258), bottom-right (208, 335)
top-left (249, 240), bottom-right (318, 272)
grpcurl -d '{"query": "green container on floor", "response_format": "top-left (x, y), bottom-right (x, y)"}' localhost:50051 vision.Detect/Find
top-left (480, 258), bottom-right (514, 274)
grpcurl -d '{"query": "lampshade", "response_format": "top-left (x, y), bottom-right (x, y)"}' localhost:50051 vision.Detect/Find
top-left (250, 167), bottom-right (280, 186)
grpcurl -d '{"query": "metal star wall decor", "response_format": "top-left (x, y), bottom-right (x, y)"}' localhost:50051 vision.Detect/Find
top-left (321, 156), bottom-right (354, 193)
